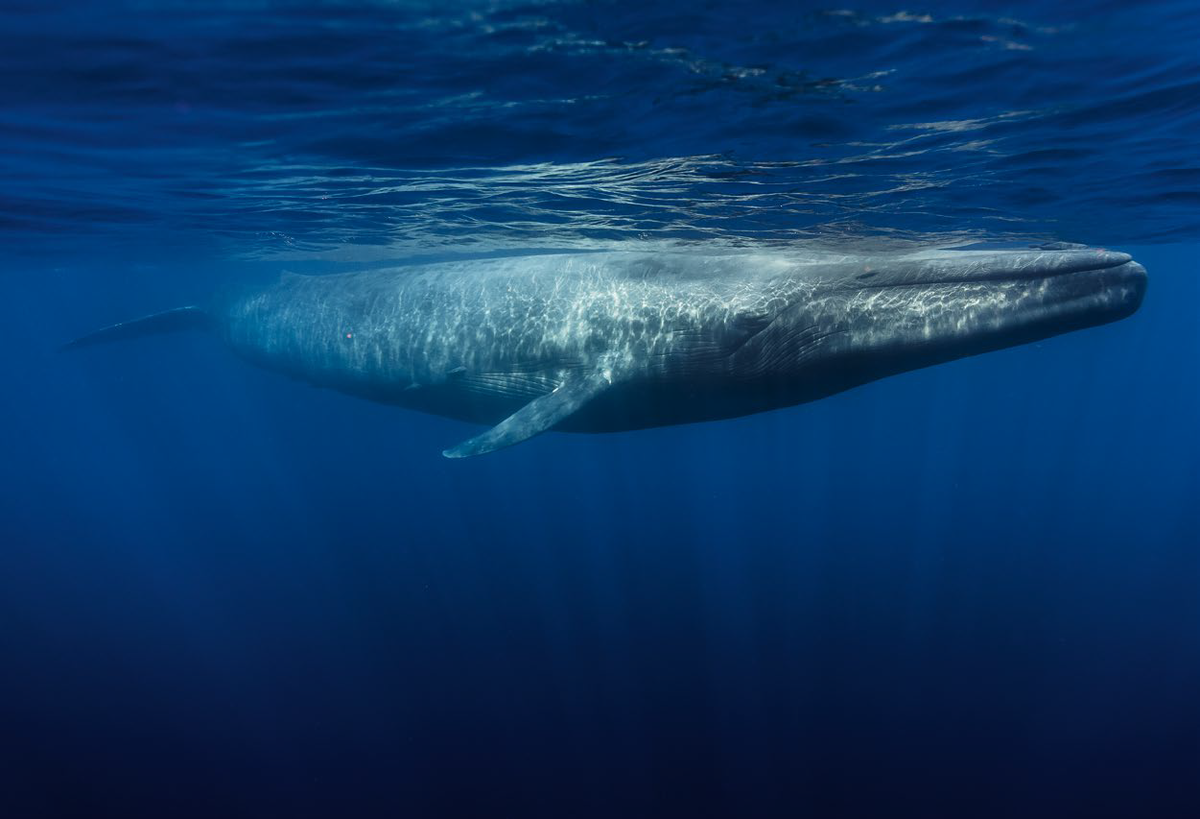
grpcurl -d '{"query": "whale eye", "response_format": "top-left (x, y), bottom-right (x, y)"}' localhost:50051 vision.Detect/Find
top-left (857, 270), bottom-right (878, 280)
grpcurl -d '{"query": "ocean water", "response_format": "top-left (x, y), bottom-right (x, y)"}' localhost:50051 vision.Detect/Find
top-left (1, 2), bottom-right (1198, 818)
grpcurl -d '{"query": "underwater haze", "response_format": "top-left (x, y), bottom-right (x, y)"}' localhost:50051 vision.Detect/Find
top-left (1, 1), bottom-right (1198, 817)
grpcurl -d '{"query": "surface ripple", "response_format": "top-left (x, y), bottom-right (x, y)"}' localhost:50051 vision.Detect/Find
top-left (2, 0), bottom-right (1199, 261)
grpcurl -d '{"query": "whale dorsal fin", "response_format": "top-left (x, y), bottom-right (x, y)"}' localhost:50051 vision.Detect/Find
top-left (442, 368), bottom-right (615, 458)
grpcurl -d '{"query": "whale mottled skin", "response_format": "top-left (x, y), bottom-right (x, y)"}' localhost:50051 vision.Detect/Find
top-left (63, 247), bottom-right (1146, 457)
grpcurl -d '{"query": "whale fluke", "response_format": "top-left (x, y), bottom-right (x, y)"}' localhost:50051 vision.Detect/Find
top-left (59, 306), bottom-right (212, 352)
top-left (443, 368), bottom-right (616, 458)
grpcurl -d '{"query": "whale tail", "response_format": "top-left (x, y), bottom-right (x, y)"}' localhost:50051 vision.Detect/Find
top-left (59, 306), bottom-right (213, 352)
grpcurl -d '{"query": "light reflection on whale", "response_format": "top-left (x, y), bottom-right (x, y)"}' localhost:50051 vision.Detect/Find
top-left (64, 246), bottom-right (1147, 458)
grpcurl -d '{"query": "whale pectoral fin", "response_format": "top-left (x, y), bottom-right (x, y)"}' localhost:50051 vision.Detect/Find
top-left (442, 369), bottom-right (614, 459)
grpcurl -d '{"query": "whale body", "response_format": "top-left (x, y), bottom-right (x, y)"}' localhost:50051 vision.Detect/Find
top-left (63, 247), bottom-right (1147, 457)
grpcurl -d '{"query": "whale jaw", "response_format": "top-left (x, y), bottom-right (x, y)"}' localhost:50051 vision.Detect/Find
top-left (841, 256), bottom-right (1148, 360)
top-left (753, 252), bottom-right (1148, 404)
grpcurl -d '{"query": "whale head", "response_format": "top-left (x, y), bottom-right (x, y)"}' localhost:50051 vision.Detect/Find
top-left (740, 247), bottom-right (1147, 398)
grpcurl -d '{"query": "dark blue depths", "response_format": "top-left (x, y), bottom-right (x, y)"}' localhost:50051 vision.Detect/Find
top-left (1, 1), bottom-right (1199, 818)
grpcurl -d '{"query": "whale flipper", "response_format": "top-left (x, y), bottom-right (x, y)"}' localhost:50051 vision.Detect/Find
top-left (442, 369), bottom-right (615, 459)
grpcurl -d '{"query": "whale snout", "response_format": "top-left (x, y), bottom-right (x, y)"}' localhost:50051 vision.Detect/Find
top-left (1061, 258), bottom-right (1147, 323)
top-left (1112, 260), bottom-right (1148, 315)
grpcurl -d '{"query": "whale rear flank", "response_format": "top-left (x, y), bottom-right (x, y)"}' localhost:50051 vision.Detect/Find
top-left (58, 306), bottom-right (212, 352)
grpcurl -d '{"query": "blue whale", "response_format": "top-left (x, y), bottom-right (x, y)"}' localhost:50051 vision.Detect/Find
top-left (64, 247), bottom-right (1146, 457)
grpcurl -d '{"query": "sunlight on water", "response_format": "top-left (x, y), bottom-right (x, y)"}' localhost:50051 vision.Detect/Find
top-left (3, 1), bottom-right (1200, 263)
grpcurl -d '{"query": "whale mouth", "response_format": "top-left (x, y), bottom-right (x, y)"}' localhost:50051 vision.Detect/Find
top-left (855, 248), bottom-right (1148, 324)
top-left (967, 257), bottom-right (1146, 334)
top-left (817, 249), bottom-right (1148, 364)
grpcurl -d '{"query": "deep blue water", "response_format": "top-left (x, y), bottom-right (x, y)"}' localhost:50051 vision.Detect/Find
top-left (1, 2), bottom-right (1198, 818)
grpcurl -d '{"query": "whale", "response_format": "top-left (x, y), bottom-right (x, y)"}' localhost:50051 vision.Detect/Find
top-left (62, 246), bottom-right (1147, 458)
